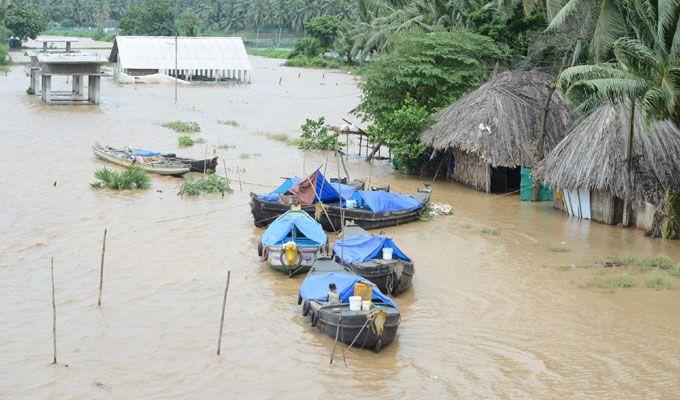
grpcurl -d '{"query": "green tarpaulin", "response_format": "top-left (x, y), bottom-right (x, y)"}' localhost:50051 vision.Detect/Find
top-left (520, 167), bottom-right (552, 202)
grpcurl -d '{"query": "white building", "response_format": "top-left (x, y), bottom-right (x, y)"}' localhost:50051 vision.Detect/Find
top-left (108, 36), bottom-right (253, 82)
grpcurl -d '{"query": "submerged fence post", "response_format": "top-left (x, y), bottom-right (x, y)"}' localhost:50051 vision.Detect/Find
top-left (50, 257), bottom-right (57, 364)
top-left (216, 269), bottom-right (231, 356)
top-left (98, 229), bottom-right (107, 306)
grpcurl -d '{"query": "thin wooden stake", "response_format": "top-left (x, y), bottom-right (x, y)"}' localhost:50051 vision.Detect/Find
top-left (98, 229), bottom-right (107, 306)
top-left (50, 257), bottom-right (57, 364)
top-left (236, 166), bottom-right (243, 192)
top-left (216, 270), bottom-right (231, 355)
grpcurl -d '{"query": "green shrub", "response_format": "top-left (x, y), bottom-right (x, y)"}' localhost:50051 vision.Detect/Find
top-left (91, 167), bottom-right (151, 190)
top-left (179, 173), bottom-right (233, 196)
top-left (284, 55), bottom-right (346, 69)
top-left (578, 275), bottom-right (635, 290)
top-left (26, 86), bottom-right (34, 95)
top-left (178, 135), bottom-right (194, 147)
top-left (298, 117), bottom-right (342, 150)
top-left (646, 273), bottom-right (672, 289)
top-left (162, 120), bottom-right (201, 133)
top-left (0, 47), bottom-right (9, 66)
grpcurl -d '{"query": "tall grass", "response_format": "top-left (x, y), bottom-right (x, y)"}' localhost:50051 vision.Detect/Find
top-left (162, 120), bottom-right (201, 133)
top-left (91, 167), bottom-right (151, 190)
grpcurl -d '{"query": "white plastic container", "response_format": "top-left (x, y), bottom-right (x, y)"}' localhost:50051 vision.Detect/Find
top-left (345, 199), bottom-right (357, 209)
top-left (349, 296), bottom-right (362, 311)
top-left (361, 300), bottom-right (372, 311)
top-left (382, 247), bottom-right (393, 260)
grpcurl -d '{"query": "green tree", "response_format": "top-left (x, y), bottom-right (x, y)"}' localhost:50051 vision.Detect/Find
top-left (5, 5), bottom-right (47, 41)
top-left (355, 29), bottom-right (507, 173)
top-left (119, 0), bottom-right (175, 36)
top-left (304, 15), bottom-right (342, 49)
top-left (179, 9), bottom-right (201, 36)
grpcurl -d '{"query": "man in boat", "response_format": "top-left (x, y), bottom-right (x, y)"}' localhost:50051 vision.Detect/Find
top-left (326, 283), bottom-right (340, 305)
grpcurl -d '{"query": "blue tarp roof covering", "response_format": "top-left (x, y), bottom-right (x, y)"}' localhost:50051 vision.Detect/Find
top-left (258, 177), bottom-right (302, 202)
top-left (291, 170), bottom-right (340, 204)
top-left (357, 191), bottom-right (422, 213)
top-left (131, 149), bottom-right (162, 157)
top-left (333, 235), bottom-right (410, 264)
top-left (260, 209), bottom-right (327, 246)
top-left (299, 271), bottom-right (397, 308)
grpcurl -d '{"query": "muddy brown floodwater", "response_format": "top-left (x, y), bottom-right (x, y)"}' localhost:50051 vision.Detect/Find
top-left (1, 54), bottom-right (680, 399)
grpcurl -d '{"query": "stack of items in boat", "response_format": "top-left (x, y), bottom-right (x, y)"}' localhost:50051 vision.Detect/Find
top-left (258, 208), bottom-right (328, 276)
top-left (298, 258), bottom-right (400, 352)
top-left (250, 169), bottom-right (430, 231)
top-left (93, 143), bottom-right (218, 176)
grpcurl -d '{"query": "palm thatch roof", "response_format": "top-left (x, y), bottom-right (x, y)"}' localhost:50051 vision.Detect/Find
top-left (420, 70), bottom-right (574, 167)
top-left (534, 101), bottom-right (680, 205)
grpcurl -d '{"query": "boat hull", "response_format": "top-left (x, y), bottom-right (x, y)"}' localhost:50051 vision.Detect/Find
top-left (250, 192), bottom-right (428, 232)
top-left (259, 244), bottom-right (324, 276)
top-left (344, 259), bottom-right (414, 295)
top-left (308, 302), bottom-right (399, 351)
top-left (93, 146), bottom-right (189, 176)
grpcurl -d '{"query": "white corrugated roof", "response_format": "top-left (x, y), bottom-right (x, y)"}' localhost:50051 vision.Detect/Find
top-left (111, 36), bottom-right (253, 71)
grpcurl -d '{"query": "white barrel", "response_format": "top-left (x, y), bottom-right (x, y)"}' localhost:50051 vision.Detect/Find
top-left (349, 296), bottom-right (362, 311)
top-left (382, 247), bottom-right (393, 260)
top-left (361, 300), bottom-right (372, 311)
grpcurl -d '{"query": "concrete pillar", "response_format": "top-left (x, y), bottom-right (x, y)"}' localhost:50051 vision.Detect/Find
top-left (42, 75), bottom-right (52, 103)
top-left (30, 69), bottom-right (39, 94)
top-left (72, 75), bottom-right (83, 96)
top-left (42, 42), bottom-right (47, 52)
top-left (66, 42), bottom-right (71, 52)
top-left (238, 70), bottom-right (242, 82)
top-left (88, 75), bottom-right (101, 104)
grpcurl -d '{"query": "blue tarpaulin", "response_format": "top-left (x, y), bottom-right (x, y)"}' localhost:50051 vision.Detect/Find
top-left (260, 209), bottom-right (327, 246)
top-left (291, 170), bottom-right (340, 204)
top-left (299, 271), bottom-right (397, 308)
top-left (258, 177), bottom-right (302, 202)
top-left (358, 191), bottom-right (422, 213)
top-left (131, 149), bottom-right (162, 157)
top-left (333, 235), bottom-right (410, 264)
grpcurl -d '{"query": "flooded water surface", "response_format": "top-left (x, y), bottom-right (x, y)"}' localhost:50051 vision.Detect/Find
top-left (1, 54), bottom-right (679, 399)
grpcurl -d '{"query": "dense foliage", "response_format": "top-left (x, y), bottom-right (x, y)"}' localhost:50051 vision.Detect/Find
top-left (91, 167), bottom-right (151, 190)
top-left (4, 5), bottom-right (47, 40)
top-left (179, 173), bottom-right (232, 196)
top-left (298, 117), bottom-right (342, 150)
top-left (119, 0), bottom-right (174, 35)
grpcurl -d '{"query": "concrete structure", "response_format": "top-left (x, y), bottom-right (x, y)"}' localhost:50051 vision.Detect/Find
top-left (109, 36), bottom-right (253, 82)
top-left (36, 53), bottom-right (106, 104)
top-left (27, 38), bottom-right (80, 95)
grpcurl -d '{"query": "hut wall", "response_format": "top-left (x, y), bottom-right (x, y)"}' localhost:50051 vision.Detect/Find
top-left (590, 190), bottom-right (615, 225)
top-left (449, 149), bottom-right (490, 193)
top-left (634, 202), bottom-right (656, 232)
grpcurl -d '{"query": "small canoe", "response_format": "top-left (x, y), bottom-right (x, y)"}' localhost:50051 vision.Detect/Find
top-left (93, 144), bottom-right (190, 176)
top-left (298, 258), bottom-right (400, 352)
top-left (258, 208), bottom-right (328, 276)
top-left (334, 225), bottom-right (414, 295)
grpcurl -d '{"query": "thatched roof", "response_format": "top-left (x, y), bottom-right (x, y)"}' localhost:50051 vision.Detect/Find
top-left (534, 101), bottom-right (680, 205)
top-left (420, 70), bottom-right (574, 167)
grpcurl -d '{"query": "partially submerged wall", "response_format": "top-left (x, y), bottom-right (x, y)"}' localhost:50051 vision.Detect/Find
top-left (449, 149), bottom-right (490, 193)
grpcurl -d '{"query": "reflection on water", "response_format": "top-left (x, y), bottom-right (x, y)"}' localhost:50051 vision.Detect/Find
top-left (1, 56), bottom-right (679, 399)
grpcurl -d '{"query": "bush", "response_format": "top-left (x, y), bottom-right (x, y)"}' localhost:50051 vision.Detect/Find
top-left (0, 47), bottom-right (9, 66)
top-left (162, 120), bottom-right (201, 133)
top-left (91, 167), bottom-right (151, 190)
top-left (179, 173), bottom-right (233, 196)
top-left (283, 55), bottom-right (346, 69)
top-left (178, 135), bottom-right (194, 147)
top-left (26, 86), bottom-right (35, 95)
top-left (247, 48), bottom-right (292, 59)
top-left (298, 117), bottom-right (342, 150)
top-left (289, 38), bottom-right (323, 58)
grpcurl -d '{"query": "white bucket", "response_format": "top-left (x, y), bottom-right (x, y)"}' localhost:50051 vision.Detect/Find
top-left (382, 247), bottom-right (393, 260)
top-left (349, 296), bottom-right (362, 311)
top-left (345, 199), bottom-right (357, 209)
top-left (361, 300), bottom-right (372, 311)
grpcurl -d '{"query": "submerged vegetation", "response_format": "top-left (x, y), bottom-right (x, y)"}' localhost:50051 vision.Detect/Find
top-left (179, 173), bottom-right (232, 196)
top-left (178, 135), bottom-right (194, 147)
top-left (91, 167), bottom-right (151, 190)
top-left (162, 120), bottom-right (201, 133)
top-left (218, 119), bottom-right (240, 127)
top-left (265, 132), bottom-right (300, 147)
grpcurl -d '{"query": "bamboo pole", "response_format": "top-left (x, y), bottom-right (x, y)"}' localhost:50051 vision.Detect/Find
top-left (50, 257), bottom-right (57, 364)
top-left (216, 270), bottom-right (231, 356)
top-left (98, 229), bottom-right (107, 306)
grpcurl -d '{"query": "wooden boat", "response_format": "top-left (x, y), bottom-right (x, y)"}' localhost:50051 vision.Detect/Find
top-left (298, 258), bottom-right (400, 352)
top-left (163, 154), bottom-right (218, 172)
top-left (93, 144), bottom-right (190, 176)
top-left (334, 225), bottom-right (414, 295)
top-left (258, 209), bottom-right (328, 276)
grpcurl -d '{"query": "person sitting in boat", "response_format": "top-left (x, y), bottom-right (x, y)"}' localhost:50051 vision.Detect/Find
top-left (326, 283), bottom-right (340, 305)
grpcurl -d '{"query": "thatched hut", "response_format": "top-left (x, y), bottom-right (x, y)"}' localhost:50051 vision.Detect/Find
top-left (533, 101), bottom-right (680, 236)
top-left (421, 70), bottom-right (573, 193)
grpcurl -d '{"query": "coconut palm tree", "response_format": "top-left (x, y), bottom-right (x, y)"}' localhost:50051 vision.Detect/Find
top-left (558, 0), bottom-right (680, 171)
